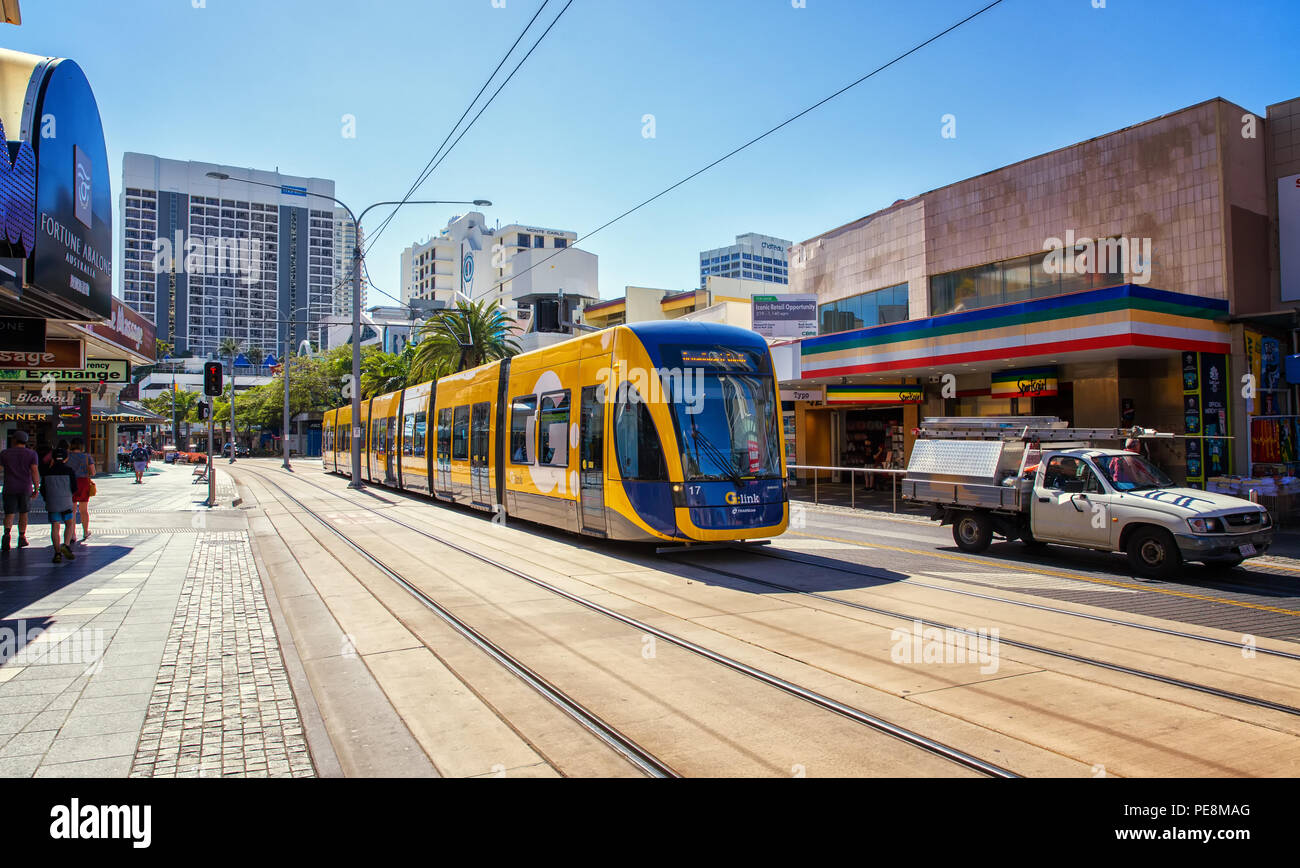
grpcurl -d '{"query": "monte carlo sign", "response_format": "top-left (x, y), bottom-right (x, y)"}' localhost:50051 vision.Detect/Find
top-left (0, 48), bottom-right (112, 319)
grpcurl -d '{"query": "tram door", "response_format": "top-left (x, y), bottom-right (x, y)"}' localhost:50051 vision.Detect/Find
top-left (385, 417), bottom-right (397, 485)
top-left (579, 386), bottom-right (606, 535)
top-left (470, 402), bottom-right (491, 506)
top-left (435, 408), bottom-right (452, 495)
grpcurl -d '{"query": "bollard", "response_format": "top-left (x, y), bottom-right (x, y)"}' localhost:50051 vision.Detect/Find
top-left (814, 472), bottom-right (818, 505)
top-left (851, 469), bottom-right (855, 510)
top-left (1249, 488), bottom-right (1258, 503)
top-left (892, 473), bottom-right (897, 513)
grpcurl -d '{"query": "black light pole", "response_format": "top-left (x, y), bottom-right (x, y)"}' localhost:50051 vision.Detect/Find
top-left (281, 304), bottom-right (310, 470)
top-left (205, 171), bottom-right (489, 490)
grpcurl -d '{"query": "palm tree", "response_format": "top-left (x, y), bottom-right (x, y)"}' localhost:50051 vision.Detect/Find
top-left (411, 299), bottom-right (520, 377)
top-left (245, 345), bottom-right (265, 370)
top-left (218, 337), bottom-right (242, 453)
top-left (360, 345), bottom-right (414, 398)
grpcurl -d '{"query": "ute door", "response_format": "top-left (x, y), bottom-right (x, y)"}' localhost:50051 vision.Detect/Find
top-left (1032, 455), bottom-right (1114, 547)
top-left (579, 385), bottom-right (606, 535)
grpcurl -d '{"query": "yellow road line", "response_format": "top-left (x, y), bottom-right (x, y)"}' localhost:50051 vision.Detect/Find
top-left (789, 532), bottom-right (1300, 618)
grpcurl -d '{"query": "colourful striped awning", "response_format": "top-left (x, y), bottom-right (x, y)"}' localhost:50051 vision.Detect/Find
top-left (800, 285), bottom-right (1229, 378)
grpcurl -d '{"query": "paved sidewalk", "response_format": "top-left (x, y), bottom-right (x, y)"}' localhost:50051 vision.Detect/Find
top-left (0, 464), bottom-right (314, 777)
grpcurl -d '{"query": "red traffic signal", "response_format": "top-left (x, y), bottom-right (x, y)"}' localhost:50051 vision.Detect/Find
top-left (203, 361), bottom-right (223, 396)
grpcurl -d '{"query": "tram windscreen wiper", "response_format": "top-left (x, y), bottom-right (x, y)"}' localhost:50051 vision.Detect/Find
top-left (691, 428), bottom-right (744, 486)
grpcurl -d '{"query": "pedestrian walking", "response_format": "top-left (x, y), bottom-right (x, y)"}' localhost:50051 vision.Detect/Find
top-left (65, 437), bottom-right (96, 543)
top-left (131, 439), bottom-right (150, 484)
top-left (41, 444), bottom-right (77, 562)
top-left (1, 430), bottom-right (40, 552)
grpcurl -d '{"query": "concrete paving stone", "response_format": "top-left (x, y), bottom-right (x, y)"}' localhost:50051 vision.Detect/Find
top-left (42, 731), bottom-right (140, 765)
top-left (1, 694), bottom-right (53, 714)
top-left (0, 754), bottom-right (42, 776)
top-left (0, 712), bottom-right (38, 735)
top-left (0, 675), bottom-right (76, 697)
top-left (34, 755), bottom-right (134, 778)
top-left (10, 663), bottom-right (95, 680)
top-left (67, 692), bottom-right (152, 716)
top-left (80, 676), bottom-right (159, 699)
top-left (0, 729), bottom-right (57, 758)
top-left (58, 709), bottom-right (148, 739)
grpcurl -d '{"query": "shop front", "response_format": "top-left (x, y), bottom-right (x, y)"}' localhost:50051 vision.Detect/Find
top-left (784, 284), bottom-right (1235, 488)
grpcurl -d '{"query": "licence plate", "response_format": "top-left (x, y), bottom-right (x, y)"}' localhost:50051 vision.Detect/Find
top-left (1239, 544), bottom-right (1257, 557)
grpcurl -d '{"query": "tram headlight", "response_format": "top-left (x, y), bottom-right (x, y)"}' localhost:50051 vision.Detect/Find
top-left (671, 483), bottom-right (686, 507)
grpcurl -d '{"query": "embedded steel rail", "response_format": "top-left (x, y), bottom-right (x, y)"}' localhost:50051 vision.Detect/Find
top-left (251, 472), bottom-right (678, 779)
top-left (669, 548), bottom-right (1300, 718)
top-left (734, 545), bottom-right (1300, 663)
top-left (244, 465), bottom-right (1020, 778)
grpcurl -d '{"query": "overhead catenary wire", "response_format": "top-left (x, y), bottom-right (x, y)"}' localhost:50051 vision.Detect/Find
top-left (497, 0), bottom-right (1008, 292)
top-left (363, 0), bottom-right (575, 257)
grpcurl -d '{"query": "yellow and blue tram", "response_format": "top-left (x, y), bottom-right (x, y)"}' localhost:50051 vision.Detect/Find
top-left (322, 321), bottom-right (788, 543)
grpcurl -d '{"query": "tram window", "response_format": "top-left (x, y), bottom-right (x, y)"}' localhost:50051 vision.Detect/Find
top-left (437, 408), bottom-right (453, 458)
top-left (615, 387), bottom-right (668, 481)
top-left (452, 405), bottom-right (470, 461)
top-left (539, 391), bottom-right (570, 467)
top-left (413, 411), bottom-right (427, 458)
top-left (510, 396), bottom-right (537, 464)
top-left (403, 413), bottom-right (416, 456)
top-left (471, 402), bottom-right (491, 464)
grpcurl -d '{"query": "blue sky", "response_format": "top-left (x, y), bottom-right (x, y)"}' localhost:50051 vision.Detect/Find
top-left (8, 0), bottom-right (1300, 307)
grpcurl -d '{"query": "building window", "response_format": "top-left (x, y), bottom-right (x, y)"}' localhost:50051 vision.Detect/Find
top-left (554, 238), bottom-right (567, 248)
top-left (534, 236), bottom-right (545, 248)
top-left (929, 243), bottom-right (1128, 317)
top-left (517, 233), bottom-right (531, 248)
top-left (819, 283), bottom-right (910, 334)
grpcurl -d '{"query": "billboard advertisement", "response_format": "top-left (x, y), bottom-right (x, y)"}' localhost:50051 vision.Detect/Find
top-left (752, 294), bottom-right (817, 339)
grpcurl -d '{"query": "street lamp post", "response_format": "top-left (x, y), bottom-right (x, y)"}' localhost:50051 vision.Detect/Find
top-left (282, 305), bottom-right (310, 470)
top-left (205, 170), bottom-right (489, 490)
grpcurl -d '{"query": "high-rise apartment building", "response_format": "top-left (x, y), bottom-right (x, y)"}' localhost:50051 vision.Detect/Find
top-left (699, 233), bottom-right (791, 287)
top-left (333, 206), bottom-right (368, 316)
top-left (119, 153), bottom-right (336, 358)
top-left (400, 212), bottom-right (592, 311)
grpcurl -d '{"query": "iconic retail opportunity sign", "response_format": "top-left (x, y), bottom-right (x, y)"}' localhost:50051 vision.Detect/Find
top-left (0, 357), bottom-right (127, 383)
top-left (826, 384), bottom-right (923, 404)
top-left (991, 366), bottom-right (1059, 399)
top-left (0, 337), bottom-right (85, 371)
top-left (752, 294), bottom-right (818, 339)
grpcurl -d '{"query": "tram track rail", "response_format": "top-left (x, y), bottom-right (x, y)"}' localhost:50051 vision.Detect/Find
top-left (240, 464), bottom-right (1021, 779)
top-left (669, 549), bottom-right (1300, 720)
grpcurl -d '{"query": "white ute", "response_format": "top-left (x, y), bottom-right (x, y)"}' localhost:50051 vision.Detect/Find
top-left (901, 417), bottom-right (1273, 579)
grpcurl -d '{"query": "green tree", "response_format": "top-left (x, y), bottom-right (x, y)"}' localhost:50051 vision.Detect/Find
top-left (411, 300), bottom-right (520, 376)
top-left (217, 337), bottom-right (243, 447)
top-left (245, 345), bottom-right (265, 370)
top-left (360, 345), bottom-right (414, 398)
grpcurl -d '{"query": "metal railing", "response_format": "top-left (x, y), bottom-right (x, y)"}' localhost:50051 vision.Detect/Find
top-left (789, 464), bottom-right (908, 512)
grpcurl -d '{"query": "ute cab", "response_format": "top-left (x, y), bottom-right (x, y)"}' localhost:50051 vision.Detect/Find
top-left (1028, 448), bottom-right (1272, 576)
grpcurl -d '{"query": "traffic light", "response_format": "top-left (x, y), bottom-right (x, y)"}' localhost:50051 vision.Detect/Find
top-left (203, 361), bottom-right (223, 396)
top-left (198, 401), bottom-right (209, 421)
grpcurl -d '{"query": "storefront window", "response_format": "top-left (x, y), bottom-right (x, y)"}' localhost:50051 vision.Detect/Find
top-left (930, 243), bottom-right (1128, 316)
top-left (818, 283), bottom-right (909, 335)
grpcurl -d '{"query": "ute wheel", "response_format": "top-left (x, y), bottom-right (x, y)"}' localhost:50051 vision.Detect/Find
top-left (1203, 555), bottom-right (1245, 570)
top-left (1126, 527), bottom-right (1182, 579)
top-left (952, 512), bottom-right (994, 553)
top-left (1020, 527), bottom-right (1048, 551)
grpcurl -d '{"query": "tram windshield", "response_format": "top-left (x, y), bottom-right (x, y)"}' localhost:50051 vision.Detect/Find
top-left (671, 372), bottom-right (782, 482)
